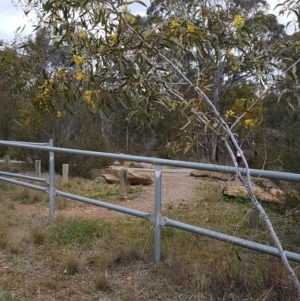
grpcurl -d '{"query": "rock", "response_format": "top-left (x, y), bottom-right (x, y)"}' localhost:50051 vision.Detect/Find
top-left (101, 167), bottom-right (153, 186)
top-left (190, 170), bottom-right (230, 181)
top-left (127, 172), bottom-right (153, 185)
top-left (222, 185), bottom-right (284, 203)
top-left (125, 162), bottom-right (144, 168)
top-left (101, 173), bottom-right (119, 184)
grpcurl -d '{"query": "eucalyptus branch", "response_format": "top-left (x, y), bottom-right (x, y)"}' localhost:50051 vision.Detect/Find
top-left (156, 44), bottom-right (300, 300)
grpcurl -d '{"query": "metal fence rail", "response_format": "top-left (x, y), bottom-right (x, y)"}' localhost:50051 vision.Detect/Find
top-left (1, 139), bottom-right (300, 264)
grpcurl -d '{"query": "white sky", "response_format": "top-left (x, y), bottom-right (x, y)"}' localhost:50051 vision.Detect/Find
top-left (0, 0), bottom-right (294, 43)
top-left (0, 0), bottom-right (150, 42)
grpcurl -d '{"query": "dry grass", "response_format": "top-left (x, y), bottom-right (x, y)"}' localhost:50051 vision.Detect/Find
top-left (0, 176), bottom-right (299, 300)
top-left (64, 251), bottom-right (80, 275)
top-left (95, 272), bottom-right (110, 291)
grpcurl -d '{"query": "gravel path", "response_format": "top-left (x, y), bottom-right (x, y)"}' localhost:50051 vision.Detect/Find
top-left (54, 170), bottom-right (202, 220)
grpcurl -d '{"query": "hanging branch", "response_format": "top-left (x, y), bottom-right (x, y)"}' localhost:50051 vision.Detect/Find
top-left (157, 51), bottom-right (300, 299)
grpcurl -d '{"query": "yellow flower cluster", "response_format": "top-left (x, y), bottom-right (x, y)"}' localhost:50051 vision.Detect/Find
top-left (56, 111), bottom-right (62, 118)
top-left (171, 101), bottom-right (179, 109)
top-left (83, 90), bottom-right (93, 105)
top-left (170, 20), bottom-right (179, 32)
top-left (123, 3), bottom-right (129, 13)
top-left (187, 23), bottom-right (195, 33)
top-left (78, 31), bottom-right (86, 39)
top-left (74, 72), bottom-right (84, 81)
top-left (73, 55), bottom-right (84, 66)
top-left (45, 79), bottom-right (54, 85)
top-left (65, 32), bottom-right (74, 40)
top-left (42, 88), bottom-right (49, 95)
top-left (126, 16), bottom-right (136, 25)
top-left (231, 65), bottom-right (241, 72)
top-left (226, 50), bottom-right (233, 57)
top-left (83, 90), bottom-right (100, 108)
top-left (233, 15), bottom-right (244, 29)
top-left (56, 69), bottom-right (65, 80)
top-left (244, 118), bottom-right (254, 129)
top-left (35, 79), bottom-right (55, 112)
top-left (108, 33), bottom-right (117, 46)
top-left (36, 79), bottom-right (54, 99)
top-left (225, 109), bottom-right (235, 118)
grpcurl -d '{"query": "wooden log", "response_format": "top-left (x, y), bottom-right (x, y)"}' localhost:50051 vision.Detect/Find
top-left (62, 164), bottom-right (69, 185)
top-left (4, 155), bottom-right (10, 171)
top-left (35, 160), bottom-right (41, 178)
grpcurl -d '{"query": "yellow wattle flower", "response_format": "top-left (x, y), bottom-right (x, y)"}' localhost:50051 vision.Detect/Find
top-left (170, 19), bottom-right (179, 32)
top-left (244, 118), bottom-right (254, 128)
top-left (123, 3), bottom-right (129, 13)
top-left (108, 33), bottom-right (117, 46)
top-left (126, 16), bottom-right (136, 25)
top-left (187, 23), bottom-right (195, 33)
top-left (233, 15), bottom-right (244, 29)
top-left (74, 72), bottom-right (84, 81)
top-left (73, 55), bottom-right (84, 66)
top-left (78, 31), bottom-right (86, 39)
top-left (225, 109), bottom-right (235, 118)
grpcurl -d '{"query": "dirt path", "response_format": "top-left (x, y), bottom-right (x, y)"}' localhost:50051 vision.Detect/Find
top-left (41, 171), bottom-right (202, 220)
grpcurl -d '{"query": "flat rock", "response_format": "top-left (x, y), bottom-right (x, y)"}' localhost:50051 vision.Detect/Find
top-left (101, 167), bottom-right (153, 186)
top-left (222, 185), bottom-right (284, 203)
top-left (101, 173), bottom-right (119, 184)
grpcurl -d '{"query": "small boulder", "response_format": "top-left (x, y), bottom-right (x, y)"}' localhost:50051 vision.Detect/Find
top-left (222, 185), bottom-right (284, 203)
top-left (101, 167), bottom-right (153, 185)
top-left (101, 173), bottom-right (119, 184)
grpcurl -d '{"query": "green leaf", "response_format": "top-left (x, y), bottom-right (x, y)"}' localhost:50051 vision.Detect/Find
top-left (127, 0), bottom-right (147, 7)
top-left (43, 0), bottom-right (52, 11)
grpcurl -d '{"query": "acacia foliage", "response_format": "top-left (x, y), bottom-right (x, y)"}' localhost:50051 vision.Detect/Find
top-left (12, 1), bottom-right (286, 136)
top-left (7, 0), bottom-right (299, 165)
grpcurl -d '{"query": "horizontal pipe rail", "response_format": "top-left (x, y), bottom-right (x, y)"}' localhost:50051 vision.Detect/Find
top-left (0, 171), bottom-right (48, 183)
top-left (2, 140), bottom-right (49, 146)
top-left (2, 139), bottom-right (300, 265)
top-left (1, 140), bottom-right (300, 182)
top-left (0, 176), bottom-right (48, 193)
top-left (56, 189), bottom-right (154, 221)
top-left (164, 217), bottom-right (300, 263)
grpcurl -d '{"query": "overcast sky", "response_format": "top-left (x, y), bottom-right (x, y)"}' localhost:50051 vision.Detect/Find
top-left (0, 0), bottom-right (293, 43)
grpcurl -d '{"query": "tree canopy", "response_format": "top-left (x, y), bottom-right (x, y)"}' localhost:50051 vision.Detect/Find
top-left (7, 0), bottom-right (292, 160)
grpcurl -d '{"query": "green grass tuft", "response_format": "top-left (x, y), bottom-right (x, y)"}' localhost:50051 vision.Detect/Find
top-left (51, 218), bottom-right (100, 245)
top-left (0, 291), bottom-right (19, 301)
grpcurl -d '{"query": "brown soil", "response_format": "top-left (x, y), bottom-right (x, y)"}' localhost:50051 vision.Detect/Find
top-left (57, 171), bottom-right (201, 220)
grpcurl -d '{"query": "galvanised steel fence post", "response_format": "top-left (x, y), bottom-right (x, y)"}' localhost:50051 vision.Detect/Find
top-left (154, 164), bottom-right (162, 263)
top-left (48, 139), bottom-right (55, 219)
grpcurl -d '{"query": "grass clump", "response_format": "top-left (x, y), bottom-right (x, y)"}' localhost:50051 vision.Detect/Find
top-left (31, 227), bottom-right (46, 245)
top-left (49, 217), bottom-right (100, 246)
top-left (0, 182), bottom-right (13, 192)
top-left (0, 291), bottom-right (19, 301)
top-left (95, 272), bottom-right (110, 291)
top-left (12, 188), bottom-right (47, 204)
top-left (55, 196), bottom-right (68, 210)
top-left (64, 251), bottom-right (80, 275)
top-left (6, 231), bottom-right (26, 254)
